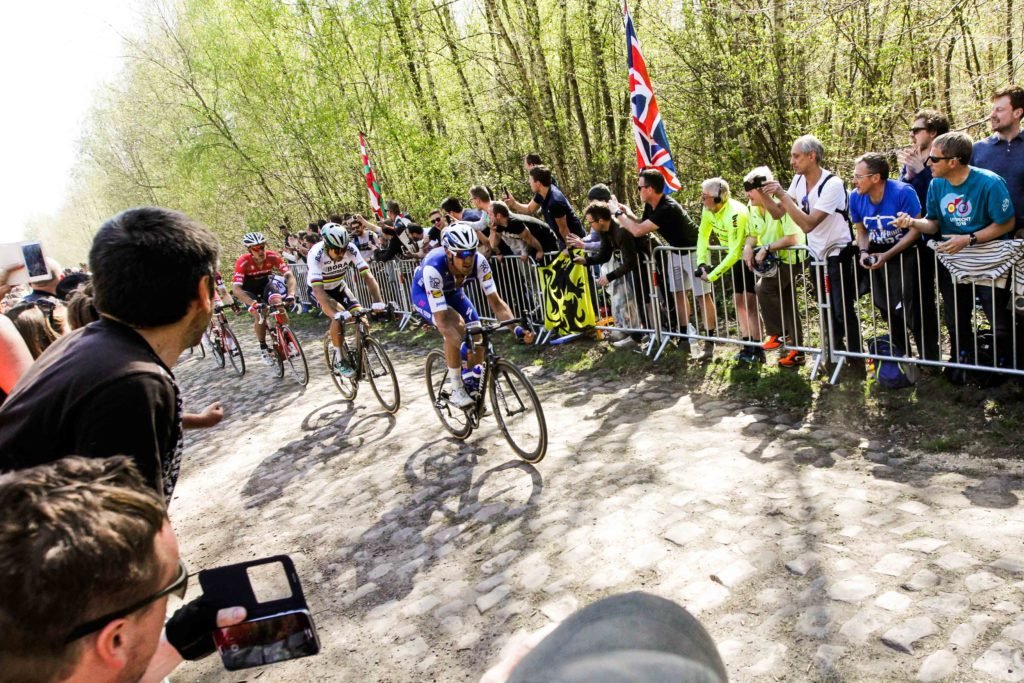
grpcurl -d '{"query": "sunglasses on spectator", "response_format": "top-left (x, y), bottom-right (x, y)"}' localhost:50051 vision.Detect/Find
top-left (910, 126), bottom-right (928, 134)
top-left (637, 184), bottom-right (648, 190)
top-left (430, 216), bottom-right (443, 224)
top-left (927, 155), bottom-right (955, 163)
top-left (64, 560), bottom-right (189, 644)
top-left (452, 249), bottom-right (476, 260)
top-left (852, 172), bottom-right (879, 180)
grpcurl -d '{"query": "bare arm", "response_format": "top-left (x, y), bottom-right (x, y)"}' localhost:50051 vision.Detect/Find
top-left (486, 291), bottom-right (514, 321)
top-left (361, 270), bottom-right (383, 303)
top-left (0, 315), bottom-right (33, 393)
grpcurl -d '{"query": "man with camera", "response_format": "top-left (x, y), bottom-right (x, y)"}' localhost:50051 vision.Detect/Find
top-left (0, 456), bottom-right (245, 682)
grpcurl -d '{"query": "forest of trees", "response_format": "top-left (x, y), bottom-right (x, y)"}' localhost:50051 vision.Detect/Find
top-left (38, 0), bottom-right (1023, 265)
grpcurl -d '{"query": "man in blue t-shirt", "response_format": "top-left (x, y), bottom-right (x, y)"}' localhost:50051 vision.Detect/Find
top-left (503, 165), bottom-right (585, 245)
top-left (894, 132), bottom-right (1016, 364)
top-left (851, 153), bottom-right (937, 359)
top-left (971, 86), bottom-right (1024, 238)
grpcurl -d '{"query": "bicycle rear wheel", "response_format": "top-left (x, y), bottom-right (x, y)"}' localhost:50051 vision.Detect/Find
top-left (425, 349), bottom-right (473, 439)
top-left (364, 337), bottom-right (400, 413)
top-left (323, 334), bottom-right (358, 399)
top-left (489, 359), bottom-right (547, 463)
top-left (282, 327), bottom-right (308, 385)
top-left (222, 324), bottom-right (245, 376)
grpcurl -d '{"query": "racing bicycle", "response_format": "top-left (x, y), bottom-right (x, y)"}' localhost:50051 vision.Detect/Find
top-left (323, 308), bottom-right (400, 413)
top-left (425, 318), bottom-right (547, 463)
top-left (254, 301), bottom-right (309, 386)
top-left (204, 303), bottom-right (245, 376)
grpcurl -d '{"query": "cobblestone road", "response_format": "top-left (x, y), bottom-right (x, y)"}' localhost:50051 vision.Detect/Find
top-left (172, 328), bottom-right (1024, 682)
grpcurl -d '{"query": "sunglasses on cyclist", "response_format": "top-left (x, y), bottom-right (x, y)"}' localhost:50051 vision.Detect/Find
top-left (249, 244), bottom-right (266, 252)
top-left (63, 559), bottom-right (189, 643)
top-left (451, 249), bottom-right (476, 260)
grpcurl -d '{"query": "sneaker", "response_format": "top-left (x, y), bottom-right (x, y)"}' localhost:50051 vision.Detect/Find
top-left (697, 340), bottom-right (715, 361)
top-left (762, 335), bottom-right (787, 351)
top-left (260, 348), bottom-right (274, 366)
top-left (613, 337), bottom-right (638, 350)
top-left (778, 350), bottom-right (805, 367)
top-left (750, 347), bottom-right (767, 364)
top-left (448, 384), bottom-right (475, 409)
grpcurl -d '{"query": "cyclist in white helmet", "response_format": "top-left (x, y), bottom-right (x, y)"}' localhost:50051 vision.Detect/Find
top-left (411, 222), bottom-right (515, 408)
top-left (308, 222), bottom-right (386, 377)
top-left (232, 231), bottom-right (297, 365)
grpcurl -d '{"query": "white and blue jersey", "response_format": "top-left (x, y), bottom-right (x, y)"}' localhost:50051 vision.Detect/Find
top-left (412, 247), bottom-right (497, 324)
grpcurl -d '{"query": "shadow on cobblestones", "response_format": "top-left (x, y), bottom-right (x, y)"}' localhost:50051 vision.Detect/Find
top-left (345, 441), bottom-right (543, 614)
top-left (871, 464), bottom-right (1023, 509)
top-left (239, 400), bottom-right (397, 509)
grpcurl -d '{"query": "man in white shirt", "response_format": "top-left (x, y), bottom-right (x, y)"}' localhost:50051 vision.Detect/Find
top-left (760, 135), bottom-right (863, 366)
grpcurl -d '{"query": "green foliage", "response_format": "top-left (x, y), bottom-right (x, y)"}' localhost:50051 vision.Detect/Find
top-left (51, 0), bottom-right (1023, 262)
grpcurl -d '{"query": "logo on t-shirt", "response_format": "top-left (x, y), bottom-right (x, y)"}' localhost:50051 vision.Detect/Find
top-left (1003, 197), bottom-right (1011, 213)
top-left (941, 194), bottom-right (973, 227)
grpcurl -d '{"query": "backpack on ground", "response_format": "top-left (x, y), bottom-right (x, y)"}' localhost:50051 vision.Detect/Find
top-left (866, 335), bottom-right (918, 389)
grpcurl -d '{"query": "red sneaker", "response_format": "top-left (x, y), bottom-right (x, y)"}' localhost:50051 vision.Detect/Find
top-left (778, 350), bottom-right (805, 367)
top-left (762, 335), bottom-right (787, 350)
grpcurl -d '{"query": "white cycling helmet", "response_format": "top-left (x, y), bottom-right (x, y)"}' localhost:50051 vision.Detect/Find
top-left (321, 223), bottom-right (350, 250)
top-left (441, 222), bottom-right (479, 252)
top-left (242, 231), bottom-right (267, 247)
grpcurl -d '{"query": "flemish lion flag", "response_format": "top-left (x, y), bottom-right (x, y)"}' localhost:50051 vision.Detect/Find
top-left (537, 251), bottom-right (596, 336)
top-left (359, 132), bottom-right (384, 220)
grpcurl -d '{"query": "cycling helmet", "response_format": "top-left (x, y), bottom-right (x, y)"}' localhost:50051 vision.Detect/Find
top-left (242, 231), bottom-right (267, 247)
top-left (441, 222), bottom-right (479, 252)
top-left (321, 222), bottom-right (350, 250)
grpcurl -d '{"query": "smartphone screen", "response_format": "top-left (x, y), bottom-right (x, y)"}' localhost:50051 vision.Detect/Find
top-left (21, 242), bottom-right (48, 279)
top-left (214, 609), bottom-right (320, 670)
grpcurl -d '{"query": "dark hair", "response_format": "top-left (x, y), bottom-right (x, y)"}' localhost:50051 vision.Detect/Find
top-left (933, 132), bottom-right (973, 165)
top-left (524, 153), bottom-right (543, 166)
top-left (469, 185), bottom-right (491, 202)
top-left (316, 219), bottom-right (327, 229)
top-left (440, 197), bottom-right (463, 213)
top-left (491, 200), bottom-right (511, 218)
top-left (89, 207), bottom-right (218, 328)
top-left (913, 109), bottom-right (950, 135)
top-left (307, 222), bottom-right (318, 231)
top-left (407, 223), bottom-right (424, 235)
top-left (528, 166), bottom-right (553, 187)
top-left (639, 168), bottom-right (666, 194)
top-left (328, 214), bottom-right (344, 224)
top-left (856, 152), bottom-right (890, 180)
top-left (584, 201), bottom-right (613, 222)
top-left (0, 456), bottom-right (166, 681)
top-left (67, 284), bottom-right (100, 330)
top-left (385, 200), bottom-right (401, 215)
top-left (56, 272), bottom-right (91, 301)
top-left (992, 85), bottom-right (1024, 112)
top-left (587, 184), bottom-right (612, 202)
top-left (5, 300), bottom-right (65, 358)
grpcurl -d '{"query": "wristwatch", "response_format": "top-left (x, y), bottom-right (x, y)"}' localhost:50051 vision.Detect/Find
top-left (614, 209), bottom-right (624, 217)
top-left (969, 233), bottom-right (979, 246)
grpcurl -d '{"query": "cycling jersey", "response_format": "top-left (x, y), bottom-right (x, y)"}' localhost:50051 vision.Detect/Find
top-left (233, 250), bottom-right (291, 294)
top-left (696, 198), bottom-right (749, 282)
top-left (351, 231), bottom-right (380, 262)
top-left (306, 241), bottom-right (368, 290)
top-left (411, 247), bottom-right (497, 323)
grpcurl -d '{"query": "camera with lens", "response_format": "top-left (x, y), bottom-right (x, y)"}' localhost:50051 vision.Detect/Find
top-left (743, 175), bottom-right (767, 192)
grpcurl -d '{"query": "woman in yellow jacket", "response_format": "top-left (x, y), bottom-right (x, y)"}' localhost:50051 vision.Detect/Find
top-left (696, 178), bottom-right (762, 362)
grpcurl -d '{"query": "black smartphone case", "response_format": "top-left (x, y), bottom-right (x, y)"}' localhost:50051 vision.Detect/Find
top-left (198, 555), bottom-right (309, 619)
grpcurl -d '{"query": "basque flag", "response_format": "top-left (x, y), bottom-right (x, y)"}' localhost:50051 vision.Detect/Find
top-left (359, 132), bottom-right (384, 220)
top-left (624, 4), bottom-right (681, 193)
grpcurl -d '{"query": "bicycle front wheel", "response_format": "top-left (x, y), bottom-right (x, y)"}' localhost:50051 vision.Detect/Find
top-left (222, 324), bottom-right (245, 376)
top-left (282, 327), bottom-right (309, 386)
top-left (425, 349), bottom-right (473, 439)
top-left (489, 359), bottom-right (547, 463)
top-left (364, 337), bottom-right (400, 413)
top-left (323, 334), bottom-right (357, 399)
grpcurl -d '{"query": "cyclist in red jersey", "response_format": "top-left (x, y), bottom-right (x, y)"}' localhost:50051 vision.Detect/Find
top-left (231, 232), bottom-right (298, 365)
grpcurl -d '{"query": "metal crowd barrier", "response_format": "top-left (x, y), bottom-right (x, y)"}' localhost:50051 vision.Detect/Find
top-left (824, 240), bottom-right (1024, 383)
top-left (648, 245), bottom-right (828, 377)
top-left (291, 263), bottom-right (313, 307)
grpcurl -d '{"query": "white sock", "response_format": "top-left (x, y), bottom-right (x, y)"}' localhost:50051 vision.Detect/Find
top-left (448, 367), bottom-right (464, 388)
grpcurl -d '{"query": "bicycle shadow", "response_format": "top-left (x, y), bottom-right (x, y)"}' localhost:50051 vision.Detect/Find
top-left (239, 400), bottom-right (398, 509)
top-left (344, 440), bottom-right (544, 614)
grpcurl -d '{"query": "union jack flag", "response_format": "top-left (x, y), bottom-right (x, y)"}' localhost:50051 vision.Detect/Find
top-left (624, 3), bottom-right (681, 193)
top-left (359, 132), bottom-right (384, 220)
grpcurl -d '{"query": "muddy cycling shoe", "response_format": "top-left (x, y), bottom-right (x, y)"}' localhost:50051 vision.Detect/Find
top-left (448, 385), bottom-right (475, 409)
